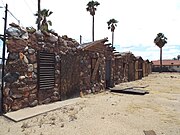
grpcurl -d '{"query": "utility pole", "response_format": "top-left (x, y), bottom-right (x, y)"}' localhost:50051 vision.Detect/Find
top-left (0, 4), bottom-right (8, 114)
top-left (37, 0), bottom-right (41, 30)
top-left (80, 35), bottom-right (82, 44)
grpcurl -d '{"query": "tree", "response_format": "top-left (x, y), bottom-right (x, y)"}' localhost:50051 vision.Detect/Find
top-left (86, 0), bottom-right (100, 42)
top-left (177, 55), bottom-right (180, 60)
top-left (35, 9), bottom-right (53, 31)
top-left (154, 33), bottom-right (167, 73)
top-left (107, 18), bottom-right (118, 47)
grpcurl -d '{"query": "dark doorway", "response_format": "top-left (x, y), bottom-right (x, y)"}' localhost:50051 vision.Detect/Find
top-left (60, 54), bottom-right (80, 100)
top-left (105, 60), bottom-right (111, 88)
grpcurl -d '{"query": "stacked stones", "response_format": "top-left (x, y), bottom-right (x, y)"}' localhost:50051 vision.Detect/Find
top-left (3, 23), bottom-right (79, 112)
top-left (79, 51), bottom-right (106, 94)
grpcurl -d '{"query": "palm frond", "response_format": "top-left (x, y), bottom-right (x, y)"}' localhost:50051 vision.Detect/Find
top-left (47, 20), bottom-right (52, 26)
top-left (49, 11), bottom-right (53, 16)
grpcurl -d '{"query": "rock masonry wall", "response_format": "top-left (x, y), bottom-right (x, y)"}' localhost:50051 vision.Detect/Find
top-left (3, 24), bottom-right (79, 113)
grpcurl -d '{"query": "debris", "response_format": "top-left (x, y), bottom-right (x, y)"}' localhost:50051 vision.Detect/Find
top-left (143, 130), bottom-right (156, 135)
top-left (110, 88), bottom-right (149, 95)
top-left (170, 76), bottom-right (176, 78)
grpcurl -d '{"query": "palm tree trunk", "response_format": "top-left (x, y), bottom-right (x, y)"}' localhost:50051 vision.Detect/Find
top-left (160, 47), bottom-right (162, 73)
top-left (92, 15), bottom-right (94, 42)
top-left (112, 31), bottom-right (114, 48)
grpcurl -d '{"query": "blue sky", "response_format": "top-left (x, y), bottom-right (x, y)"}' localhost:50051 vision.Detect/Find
top-left (0, 0), bottom-right (180, 60)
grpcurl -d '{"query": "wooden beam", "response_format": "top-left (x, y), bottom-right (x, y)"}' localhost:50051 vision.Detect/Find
top-left (91, 57), bottom-right (101, 81)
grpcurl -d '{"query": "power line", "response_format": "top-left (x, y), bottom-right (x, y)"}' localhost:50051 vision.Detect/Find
top-left (0, 1), bottom-right (21, 25)
top-left (30, 0), bottom-right (37, 7)
top-left (7, 10), bottom-right (20, 25)
top-left (24, 0), bottom-right (35, 14)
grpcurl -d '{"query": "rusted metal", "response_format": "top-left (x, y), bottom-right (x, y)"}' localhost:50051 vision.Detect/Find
top-left (38, 52), bottom-right (55, 91)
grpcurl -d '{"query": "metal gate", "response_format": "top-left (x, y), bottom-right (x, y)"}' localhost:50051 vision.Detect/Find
top-left (37, 52), bottom-right (55, 101)
top-left (60, 54), bottom-right (80, 100)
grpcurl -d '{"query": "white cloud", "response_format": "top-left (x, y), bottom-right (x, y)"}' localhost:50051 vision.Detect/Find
top-left (0, 0), bottom-right (180, 60)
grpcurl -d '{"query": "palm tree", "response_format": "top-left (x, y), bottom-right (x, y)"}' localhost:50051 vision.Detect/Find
top-left (35, 9), bottom-right (53, 31)
top-left (154, 33), bottom-right (167, 73)
top-left (107, 18), bottom-right (118, 47)
top-left (86, 1), bottom-right (100, 42)
top-left (177, 55), bottom-right (180, 60)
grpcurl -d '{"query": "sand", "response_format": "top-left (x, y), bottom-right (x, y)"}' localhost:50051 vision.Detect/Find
top-left (0, 72), bottom-right (180, 135)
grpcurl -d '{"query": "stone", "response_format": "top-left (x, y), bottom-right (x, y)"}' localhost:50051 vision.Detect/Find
top-left (35, 31), bottom-right (43, 39)
top-left (19, 76), bottom-right (26, 81)
top-left (33, 68), bottom-right (37, 73)
top-left (26, 27), bottom-right (36, 34)
top-left (55, 55), bottom-right (60, 62)
top-left (29, 84), bottom-right (37, 90)
top-left (9, 22), bottom-right (20, 28)
top-left (29, 54), bottom-right (36, 63)
top-left (24, 46), bottom-right (29, 52)
top-left (11, 100), bottom-right (22, 111)
top-left (28, 48), bottom-right (35, 54)
top-left (53, 91), bottom-right (59, 97)
top-left (33, 63), bottom-right (37, 69)
top-left (29, 100), bottom-right (38, 107)
top-left (51, 96), bottom-right (59, 102)
top-left (31, 88), bottom-right (37, 94)
top-left (7, 38), bottom-right (28, 53)
top-left (48, 35), bottom-right (58, 43)
top-left (4, 72), bottom-right (20, 83)
top-left (3, 104), bottom-right (9, 113)
top-left (6, 96), bottom-right (14, 104)
top-left (41, 98), bottom-right (51, 104)
top-left (3, 87), bottom-right (10, 97)
top-left (6, 27), bottom-right (22, 37)
top-left (27, 72), bottom-right (33, 78)
top-left (55, 70), bottom-right (60, 74)
top-left (11, 104), bottom-right (20, 111)
top-left (55, 83), bottom-right (58, 87)
top-left (23, 54), bottom-right (29, 64)
top-left (80, 72), bottom-right (84, 76)
top-left (54, 87), bottom-right (58, 91)
top-left (11, 94), bottom-right (23, 99)
top-left (21, 31), bottom-right (29, 40)
top-left (29, 94), bottom-right (37, 102)
top-left (18, 86), bottom-right (29, 92)
top-left (28, 64), bottom-right (34, 72)
top-left (21, 98), bottom-right (29, 108)
top-left (8, 53), bottom-right (19, 60)
top-left (32, 72), bottom-right (37, 79)
top-left (23, 91), bottom-right (30, 98)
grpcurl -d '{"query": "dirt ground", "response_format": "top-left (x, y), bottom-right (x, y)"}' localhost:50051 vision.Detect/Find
top-left (0, 73), bottom-right (180, 135)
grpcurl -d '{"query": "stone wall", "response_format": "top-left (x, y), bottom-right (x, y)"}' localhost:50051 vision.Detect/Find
top-left (3, 24), bottom-right (79, 113)
top-left (79, 51), bottom-right (106, 94)
top-left (3, 23), bottom-right (113, 113)
top-left (114, 52), bottom-right (136, 84)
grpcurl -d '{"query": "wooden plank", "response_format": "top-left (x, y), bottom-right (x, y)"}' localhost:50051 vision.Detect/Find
top-left (143, 130), bottom-right (156, 135)
top-left (91, 57), bottom-right (101, 81)
top-left (110, 88), bottom-right (149, 95)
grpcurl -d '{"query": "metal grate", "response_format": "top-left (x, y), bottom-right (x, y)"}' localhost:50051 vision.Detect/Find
top-left (38, 52), bottom-right (55, 90)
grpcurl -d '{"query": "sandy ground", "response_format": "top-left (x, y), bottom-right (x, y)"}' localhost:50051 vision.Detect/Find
top-left (0, 72), bottom-right (180, 135)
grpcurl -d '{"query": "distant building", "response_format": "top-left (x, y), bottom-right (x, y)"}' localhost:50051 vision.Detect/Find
top-left (152, 60), bottom-right (180, 72)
